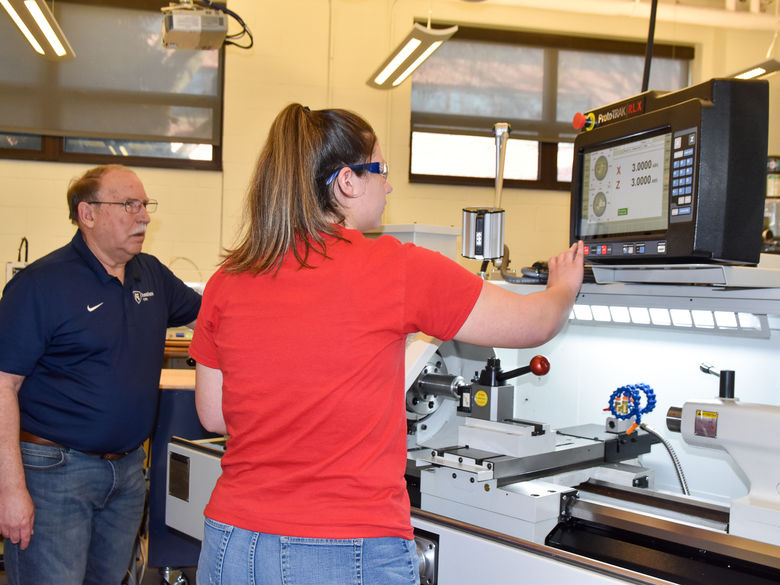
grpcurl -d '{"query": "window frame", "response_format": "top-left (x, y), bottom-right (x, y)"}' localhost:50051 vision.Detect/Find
top-left (409, 24), bottom-right (694, 191)
top-left (0, 134), bottom-right (223, 172)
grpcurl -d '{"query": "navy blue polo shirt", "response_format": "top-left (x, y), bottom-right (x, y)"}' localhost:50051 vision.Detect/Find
top-left (0, 231), bottom-right (201, 453)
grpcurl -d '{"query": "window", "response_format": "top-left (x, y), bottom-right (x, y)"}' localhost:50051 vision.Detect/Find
top-left (0, 0), bottom-right (223, 169)
top-left (410, 26), bottom-right (693, 190)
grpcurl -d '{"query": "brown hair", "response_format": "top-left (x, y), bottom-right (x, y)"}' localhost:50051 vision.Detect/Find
top-left (223, 103), bottom-right (377, 274)
top-left (66, 164), bottom-right (128, 225)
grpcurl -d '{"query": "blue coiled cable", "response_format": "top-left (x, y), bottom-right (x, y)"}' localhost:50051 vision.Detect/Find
top-left (604, 384), bottom-right (689, 494)
top-left (606, 383), bottom-right (656, 427)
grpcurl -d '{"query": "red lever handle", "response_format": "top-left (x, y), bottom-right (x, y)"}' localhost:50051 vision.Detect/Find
top-left (530, 355), bottom-right (550, 376)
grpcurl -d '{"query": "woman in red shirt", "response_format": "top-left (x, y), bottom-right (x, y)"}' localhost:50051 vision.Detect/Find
top-left (190, 103), bottom-right (583, 585)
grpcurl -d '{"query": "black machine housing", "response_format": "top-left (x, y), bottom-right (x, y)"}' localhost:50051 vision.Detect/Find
top-left (570, 78), bottom-right (768, 265)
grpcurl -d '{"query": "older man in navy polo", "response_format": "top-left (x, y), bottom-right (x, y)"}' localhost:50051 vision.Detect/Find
top-left (0, 164), bottom-right (201, 585)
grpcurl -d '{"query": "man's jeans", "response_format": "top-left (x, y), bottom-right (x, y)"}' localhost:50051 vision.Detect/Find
top-left (4, 442), bottom-right (146, 585)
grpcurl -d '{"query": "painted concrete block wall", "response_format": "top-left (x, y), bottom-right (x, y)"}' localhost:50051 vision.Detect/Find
top-left (0, 160), bottom-right (222, 284)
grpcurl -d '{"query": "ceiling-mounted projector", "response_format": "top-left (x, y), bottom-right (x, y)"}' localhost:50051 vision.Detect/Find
top-left (161, 3), bottom-right (227, 50)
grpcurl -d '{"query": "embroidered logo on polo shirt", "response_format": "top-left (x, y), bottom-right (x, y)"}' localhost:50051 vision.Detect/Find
top-left (87, 302), bottom-right (104, 312)
top-left (132, 291), bottom-right (155, 304)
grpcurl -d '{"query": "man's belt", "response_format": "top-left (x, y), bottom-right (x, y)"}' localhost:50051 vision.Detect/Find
top-left (19, 430), bottom-right (131, 461)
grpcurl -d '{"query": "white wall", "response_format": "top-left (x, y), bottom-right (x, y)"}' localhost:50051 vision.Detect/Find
top-left (1, 0), bottom-right (778, 284)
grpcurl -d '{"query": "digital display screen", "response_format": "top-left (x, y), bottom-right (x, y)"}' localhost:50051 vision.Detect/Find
top-left (579, 131), bottom-right (671, 238)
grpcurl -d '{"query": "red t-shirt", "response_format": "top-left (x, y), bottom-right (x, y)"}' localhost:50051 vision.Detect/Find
top-left (189, 227), bottom-right (482, 539)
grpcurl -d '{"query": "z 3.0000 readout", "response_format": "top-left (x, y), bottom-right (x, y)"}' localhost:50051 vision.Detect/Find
top-left (631, 175), bottom-right (653, 186)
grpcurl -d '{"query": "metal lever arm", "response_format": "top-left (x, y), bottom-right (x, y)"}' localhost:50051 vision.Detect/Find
top-left (477, 355), bottom-right (550, 386)
top-left (700, 362), bottom-right (735, 399)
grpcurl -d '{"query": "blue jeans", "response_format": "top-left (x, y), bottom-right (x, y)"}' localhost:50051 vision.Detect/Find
top-left (4, 442), bottom-right (147, 585)
top-left (197, 518), bottom-right (420, 585)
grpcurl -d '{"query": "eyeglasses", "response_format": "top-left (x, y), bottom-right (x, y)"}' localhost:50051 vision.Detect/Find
top-left (325, 161), bottom-right (389, 186)
top-left (87, 199), bottom-right (158, 214)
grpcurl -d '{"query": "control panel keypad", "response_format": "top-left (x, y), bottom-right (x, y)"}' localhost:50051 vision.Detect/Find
top-left (671, 131), bottom-right (696, 220)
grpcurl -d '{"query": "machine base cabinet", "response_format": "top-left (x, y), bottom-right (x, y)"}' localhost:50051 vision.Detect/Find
top-left (410, 510), bottom-right (648, 585)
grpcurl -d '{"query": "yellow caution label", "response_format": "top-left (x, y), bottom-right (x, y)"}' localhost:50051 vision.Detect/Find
top-left (474, 390), bottom-right (488, 408)
top-left (694, 409), bottom-right (718, 438)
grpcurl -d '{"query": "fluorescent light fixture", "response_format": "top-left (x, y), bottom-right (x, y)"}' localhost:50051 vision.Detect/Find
top-left (731, 58), bottom-right (780, 79)
top-left (25, 0), bottom-right (65, 56)
top-left (392, 41), bottom-right (443, 87)
top-left (0, 0), bottom-right (43, 54)
top-left (1, 0), bottom-right (75, 60)
top-left (732, 8), bottom-right (778, 81)
top-left (368, 22), bottom-right (457, 89)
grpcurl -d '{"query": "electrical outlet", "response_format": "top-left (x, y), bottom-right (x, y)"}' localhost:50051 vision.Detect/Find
top-left (6, 261), bottom-right (27, 284)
